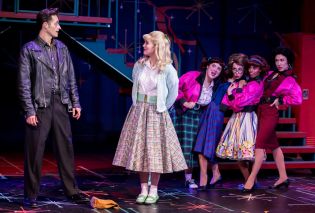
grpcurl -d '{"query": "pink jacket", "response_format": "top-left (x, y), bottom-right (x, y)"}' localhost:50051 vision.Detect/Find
top-left (267, 71), bottom-right (302, 106)
top-left (176, 71), bottom-right (202, 111)
top-left (176, 71), bottom-right (203, 109)
top-left (221, 80), bottom-right (264, 112)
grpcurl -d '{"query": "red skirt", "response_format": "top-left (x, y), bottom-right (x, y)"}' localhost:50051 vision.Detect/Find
top-left (255, 104), bottom-right (279, 150)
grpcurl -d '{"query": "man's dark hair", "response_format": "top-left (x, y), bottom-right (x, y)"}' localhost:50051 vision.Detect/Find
top-left (36, 8), bottom-right (59, 31)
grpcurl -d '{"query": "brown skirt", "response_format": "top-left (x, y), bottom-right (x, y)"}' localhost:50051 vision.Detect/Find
top-left (112, 102), bottom-right (187, 173)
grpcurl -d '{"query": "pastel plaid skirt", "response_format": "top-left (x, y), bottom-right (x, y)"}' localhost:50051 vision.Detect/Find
top-left (113, 102), bottom-right (187, 173)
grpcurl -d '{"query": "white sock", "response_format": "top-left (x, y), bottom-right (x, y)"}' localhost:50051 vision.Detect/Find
top-left (149, 185), bottom-right (158, 196)
top-left (140, 183), bottom-right (148, 195)
top-left (185, 173), bottom-right (192, 181)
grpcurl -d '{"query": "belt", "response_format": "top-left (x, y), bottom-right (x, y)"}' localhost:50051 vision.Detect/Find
top-left (260, 96), bottom-right (276, 104)
top-left (137, 93), bottom-right (157, 104)
top-left (241, 105), bottom-right (257, 112)
top-left (193, 103), bottom-right (207, 111)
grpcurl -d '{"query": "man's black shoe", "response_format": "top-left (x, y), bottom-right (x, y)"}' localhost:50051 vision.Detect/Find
top-left (23, 198), bottom-right (38, 208)
top-left (67, 193), bottom-right (89, 204)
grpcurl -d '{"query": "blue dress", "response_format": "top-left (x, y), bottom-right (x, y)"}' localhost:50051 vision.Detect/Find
top-left (194, 82), bottom-right (230, 163)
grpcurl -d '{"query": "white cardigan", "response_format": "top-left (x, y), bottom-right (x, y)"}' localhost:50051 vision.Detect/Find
top-left (131, 61), bottom-right (179, 112)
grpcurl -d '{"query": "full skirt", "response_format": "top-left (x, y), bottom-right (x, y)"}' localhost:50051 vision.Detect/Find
top-left (113, 102), bottom-right (188, 173)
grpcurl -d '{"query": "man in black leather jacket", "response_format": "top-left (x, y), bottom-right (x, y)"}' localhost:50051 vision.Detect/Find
top-left (18, 8), bottom-right (87, 207)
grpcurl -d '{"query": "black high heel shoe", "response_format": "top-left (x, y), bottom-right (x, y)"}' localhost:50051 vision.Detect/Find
top-left (238, 182), bottom-right (259, 190)
top-left (241, 182), bottom-right (255, 193)
top-left (209, 176), bottom-right (222, 188)
top-left (241, 186), bottom-right (255, 193)
top-left (269, 179), bottom-right (290, 189)
top-left (197, 185), bottom-right (208, 191)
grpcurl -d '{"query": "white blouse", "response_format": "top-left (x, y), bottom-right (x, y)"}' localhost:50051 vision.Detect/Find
top-left (197, 81), bottom-right (214, 106)
top-left (138, 61), bottom-right (158, 96)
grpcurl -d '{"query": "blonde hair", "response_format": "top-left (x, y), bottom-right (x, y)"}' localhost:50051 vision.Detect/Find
top-left (142, 31), bottom-right (172, 71)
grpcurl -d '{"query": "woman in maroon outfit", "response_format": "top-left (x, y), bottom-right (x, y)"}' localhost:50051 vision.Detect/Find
top-left (242, 47), bottom-right (302, 192)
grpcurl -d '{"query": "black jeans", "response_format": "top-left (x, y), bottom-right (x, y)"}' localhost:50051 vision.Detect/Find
top-left (24, 94), bottom-right (78, 199)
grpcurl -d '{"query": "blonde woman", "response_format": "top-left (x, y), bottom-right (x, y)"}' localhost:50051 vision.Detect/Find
top-left (112, 31), bottom-right (187, 204)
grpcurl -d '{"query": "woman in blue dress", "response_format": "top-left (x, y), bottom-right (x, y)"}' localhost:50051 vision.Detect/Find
top-left (194, 53), bottom-right (248, 189)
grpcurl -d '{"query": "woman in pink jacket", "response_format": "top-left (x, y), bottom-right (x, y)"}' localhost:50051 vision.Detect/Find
top-left (171, 58), bottom-right (225, 189)
top-left (216, 55), bottom-right (268, 184)
top-left (242, 47), bottom-right (302, 192)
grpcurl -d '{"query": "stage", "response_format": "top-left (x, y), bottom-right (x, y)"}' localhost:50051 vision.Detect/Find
top-left (0, 152), bottom-right (314, 212)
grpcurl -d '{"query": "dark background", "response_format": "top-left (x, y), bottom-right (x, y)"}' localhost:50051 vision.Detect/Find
top-left (0, 0), bottom-right (314, 152)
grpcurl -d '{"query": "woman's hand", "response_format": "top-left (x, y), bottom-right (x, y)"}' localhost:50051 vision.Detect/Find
top-left (227, 83), bottom-right (237, 95)
top-left (270, 98), bottom-right (280, 109)
top-left (238, 80), bottom-right (247, 88)
top-left (183, 102), bottom-right (196, 109)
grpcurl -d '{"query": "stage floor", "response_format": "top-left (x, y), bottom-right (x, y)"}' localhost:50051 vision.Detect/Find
top-left (0, 153), bottom-right (314, 212)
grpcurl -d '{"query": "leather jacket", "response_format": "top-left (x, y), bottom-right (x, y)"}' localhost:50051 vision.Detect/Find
top-left (18, 38), bottom-right (81, 118)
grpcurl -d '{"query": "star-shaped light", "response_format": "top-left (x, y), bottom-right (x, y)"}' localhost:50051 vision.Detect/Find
top-left (185, 0), bottom-right (214, 26)
top-left (223, 193), bottom-right (277, 201)
top-left (237, 2), bottom-right (272, 32)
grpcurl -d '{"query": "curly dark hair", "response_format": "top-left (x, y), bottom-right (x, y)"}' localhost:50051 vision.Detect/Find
top-left (272, 47), bottom-right (295, 68)
top-left (197, 57), bottom-right (227, 87)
